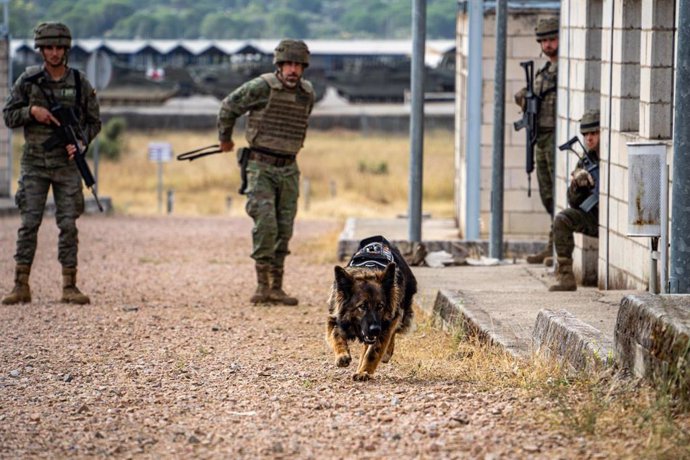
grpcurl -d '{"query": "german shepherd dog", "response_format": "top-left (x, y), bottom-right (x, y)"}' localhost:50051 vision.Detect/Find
top-left (326, 236), bottom-right (417, 381)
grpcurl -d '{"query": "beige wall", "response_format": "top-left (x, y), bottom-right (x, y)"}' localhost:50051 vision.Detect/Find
top-left (455, 9), bottom-right (558, 240)
top-left (558, 0), bottom-right (676, 290)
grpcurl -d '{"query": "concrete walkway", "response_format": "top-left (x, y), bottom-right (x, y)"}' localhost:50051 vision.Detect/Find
top-left (338, 217), bottom-right (643, 371)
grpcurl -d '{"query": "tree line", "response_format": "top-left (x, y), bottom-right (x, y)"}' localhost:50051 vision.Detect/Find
top-left (9, 0), bottom-right (456, 40)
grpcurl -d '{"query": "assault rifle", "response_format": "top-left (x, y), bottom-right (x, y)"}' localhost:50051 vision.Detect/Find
top-left (558, 136), bottom-right (599, 212)
top-left (43, 104), bottom-right (103, 212)
top-left (513, 61), bottom-right (538, 197)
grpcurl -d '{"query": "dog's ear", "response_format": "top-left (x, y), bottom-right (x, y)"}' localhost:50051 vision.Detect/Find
top-left (334, 266), bottom-right (353, 295)
top-left (382, 262), bottom-right (397, 293)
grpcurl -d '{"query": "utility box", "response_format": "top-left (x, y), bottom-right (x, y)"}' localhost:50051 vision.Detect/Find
top-left (626, 143), bottom-right (666, 237)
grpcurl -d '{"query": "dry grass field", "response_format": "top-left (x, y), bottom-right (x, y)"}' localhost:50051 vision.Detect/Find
top-left (11, 129), bottom-right (455, 219)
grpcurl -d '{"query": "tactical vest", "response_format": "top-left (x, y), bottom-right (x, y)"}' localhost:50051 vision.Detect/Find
top-left (245, 73), bottom-right (314, 155)
top-left (535, 61), bottom-right (557, 130)
top-left (22, 65), bottom-right (84, 163)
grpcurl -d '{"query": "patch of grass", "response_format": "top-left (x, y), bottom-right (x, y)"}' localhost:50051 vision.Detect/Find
top-left (10, 129), bottom-right (454, 218)
top-left (399, 309), bottom-right (690, 457)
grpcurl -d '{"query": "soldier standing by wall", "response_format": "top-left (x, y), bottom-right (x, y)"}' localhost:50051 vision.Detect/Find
top-left (2, 22), bottom-right (101, 305)
top-left (217, 39), bottom-right (315, 306)
top-left (549, 110), bottom-right (600, 291)
top-left (515, 17), bottom-right (559, 265)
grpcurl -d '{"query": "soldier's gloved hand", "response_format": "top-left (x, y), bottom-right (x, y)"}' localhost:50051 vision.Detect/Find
top-left (30, 105), bottom-right (60, 126)
top-left (220, 140), bottom-right (234, 152)
top-left (571, 168), bottom-right (594, 188)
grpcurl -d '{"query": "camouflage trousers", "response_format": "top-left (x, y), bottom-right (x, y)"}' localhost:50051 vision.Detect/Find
top-left (553, 207), bottom-right (598, 258)
top-left (14, 162), bottom-right (85, 267)
top-left (535, 129), bottom-right (555, 217)
top-left (244, 159), bottom-right (300, 268)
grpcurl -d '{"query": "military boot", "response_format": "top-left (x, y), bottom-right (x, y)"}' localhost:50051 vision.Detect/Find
top-left (543, 256), bottom-right (554, 267)
top-left (549, 258), bottom-right (577, 291)
top-left (2, 264), bottom-right (32, 305)
top-left (61, 267), bottom-right (91, 304)
top-left (527, 231), bottom-right (554, 264)
top-left (250, 263), bottom-right (272, 304)
top-left (268, 266), bottom-right (299, 306)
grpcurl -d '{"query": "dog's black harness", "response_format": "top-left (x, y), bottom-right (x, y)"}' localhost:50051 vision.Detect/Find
top-left (347, 235), bottom-right (394, 269)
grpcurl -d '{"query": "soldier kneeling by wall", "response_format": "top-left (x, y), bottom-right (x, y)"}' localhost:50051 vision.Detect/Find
top-left (550, 110), bottom-right (600, 292)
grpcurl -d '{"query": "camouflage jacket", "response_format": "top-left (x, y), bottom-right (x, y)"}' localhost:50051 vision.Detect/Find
top-left (217, 72), bottom-right (314, 153)
top-left (568, 149), bottom-right (599, 212)
top-left (514, 61), bottom-right (558, 131)
top-left (3, 65), bottom-right (101, 168)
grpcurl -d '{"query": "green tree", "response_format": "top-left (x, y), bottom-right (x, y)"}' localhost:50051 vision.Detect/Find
top-left (267, 8), bottom-right (308, 38)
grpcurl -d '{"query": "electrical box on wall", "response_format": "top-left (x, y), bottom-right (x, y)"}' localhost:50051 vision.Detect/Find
top-left (626, 143), bottom-right (666, 237)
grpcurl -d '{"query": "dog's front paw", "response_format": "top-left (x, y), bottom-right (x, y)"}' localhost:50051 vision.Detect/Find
top-left (352, 371), bottom-right (372, 382)
top-left (335, 354), bottom-right (351, 368)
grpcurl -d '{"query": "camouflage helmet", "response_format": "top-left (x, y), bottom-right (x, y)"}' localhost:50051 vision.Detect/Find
top-left (273, 39), bottom-right (310, 67)
top-left (34, 22), bottom-right (72, 49)
top-left (580, 109), bottom-right (600, 134)
top-left (535, 17), bottom-right (559, 41)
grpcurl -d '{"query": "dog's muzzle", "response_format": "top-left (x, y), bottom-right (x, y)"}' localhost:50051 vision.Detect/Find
top-left (363, 324), bottom-right (381, 344)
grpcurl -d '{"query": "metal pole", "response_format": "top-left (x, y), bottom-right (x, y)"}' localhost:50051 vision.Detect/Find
top-left (660, 164), bottom-right (669, 292)
top-left (489, 0), bottom-right (507, 259)
top-left (669, 0), bottom-right (690, 293)
top-left (157, 161), bottom-right (162, 213)
top-left (465, 0), bottom-right (483, 240)
top-left (408, 0), bottom-right (426, 243)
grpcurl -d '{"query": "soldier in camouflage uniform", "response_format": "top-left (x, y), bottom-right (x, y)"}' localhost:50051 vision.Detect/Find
top-left (2, 22), bottom-right (101, 305)
top-left (515, 17), bottom-right (559, 265)
top-left (549, 110), bottom-right (600, 291)
top-left (217, 39), bottom-right (315, 306)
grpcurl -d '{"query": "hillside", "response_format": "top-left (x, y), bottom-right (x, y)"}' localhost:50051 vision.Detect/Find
top-left (8, 0), bottom-right (456, 40)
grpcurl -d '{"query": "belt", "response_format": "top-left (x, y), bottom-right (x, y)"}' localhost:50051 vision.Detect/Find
top-left (248, 150), bottom-right (296, 167)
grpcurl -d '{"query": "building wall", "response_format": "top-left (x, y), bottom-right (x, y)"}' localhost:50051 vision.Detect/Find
top-left (558, 0), bottom-right (676, 290)
top-left (455, 8), bottom-right (558, 239)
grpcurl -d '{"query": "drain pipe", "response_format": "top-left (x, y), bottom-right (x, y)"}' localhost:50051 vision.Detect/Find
top-left (604, 0), bottom-right (615, 290)
top-left (669, 0), bottom-right (690, 293)
top-left (465, 0), bottom-right (483, 240)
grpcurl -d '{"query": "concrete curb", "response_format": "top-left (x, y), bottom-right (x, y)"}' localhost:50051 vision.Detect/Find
top-left (533, 309), bottom-right (614, 371)
top-left (433, 289), bottom-right (532, 357)
top-left (615, 294), bottom-right (690, 386)
top-left (337, 217), bottom-right (545, 261)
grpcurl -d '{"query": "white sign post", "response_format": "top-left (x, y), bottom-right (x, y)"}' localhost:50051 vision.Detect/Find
top-left (148, 142), bottom-right (172, 213)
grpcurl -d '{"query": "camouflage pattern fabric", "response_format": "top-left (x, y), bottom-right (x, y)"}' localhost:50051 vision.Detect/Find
top-left (243, 160), bottom-right (300, 267)
top-left (553, 207), bottom-right (598, 258)
top-left (4, 66), bottom-right (101, 168)
top-left (535, 130), bottom-right (555, 216)
top-left (3, 65), bottom-right (100, 268)
top-left (14, 163), bottom-right (84, 267)
top-left (217, 72), bottom-right (314, 148)
top-left (535, 61), bottom-right (557, 130)
top-left (217, 69), bottom-right (313, 270)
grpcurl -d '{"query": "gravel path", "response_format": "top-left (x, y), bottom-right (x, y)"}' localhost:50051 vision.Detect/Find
top-left (0, 215), bottom-right (663, 458)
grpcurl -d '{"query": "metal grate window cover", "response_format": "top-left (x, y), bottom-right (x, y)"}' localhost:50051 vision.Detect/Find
top-left (626, 143), bottom-right (666, 237)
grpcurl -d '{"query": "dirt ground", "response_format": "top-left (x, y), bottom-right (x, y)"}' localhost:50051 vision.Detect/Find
top-left (0, 214), bottom-right (683, 459)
